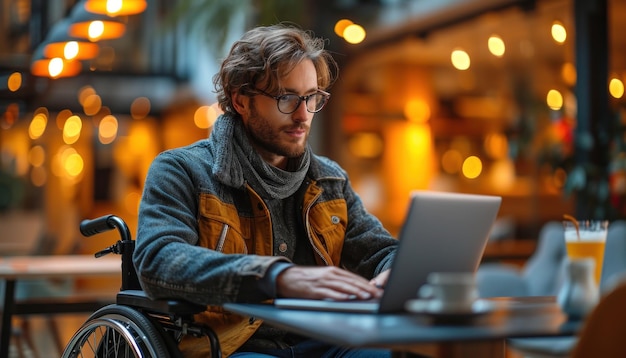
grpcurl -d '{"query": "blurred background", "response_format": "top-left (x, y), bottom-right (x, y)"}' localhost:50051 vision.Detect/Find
top-left (0, 0), bottom-right (624, 355)
top-left (0, 0), bottom-right (624, 256)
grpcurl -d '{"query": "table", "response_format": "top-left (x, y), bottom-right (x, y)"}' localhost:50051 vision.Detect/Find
top-left (224, 297), bottom-right (581, 358)
top-left (0, 255), bottom-right (121, 357)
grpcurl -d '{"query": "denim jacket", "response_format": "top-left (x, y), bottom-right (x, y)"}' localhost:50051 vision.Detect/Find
top-left (134, 121), bottom-right (397, 356)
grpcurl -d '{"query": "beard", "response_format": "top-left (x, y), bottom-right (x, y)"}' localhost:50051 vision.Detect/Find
top-left (243, 99), bottom-right (309, 158)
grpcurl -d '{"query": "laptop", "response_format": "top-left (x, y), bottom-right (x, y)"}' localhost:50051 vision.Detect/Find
top-left (274, 190), bottom-right (502, 313)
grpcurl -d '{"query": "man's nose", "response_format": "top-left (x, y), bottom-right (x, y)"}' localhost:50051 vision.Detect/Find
top-left (291, 100), bottom-right (310, 121)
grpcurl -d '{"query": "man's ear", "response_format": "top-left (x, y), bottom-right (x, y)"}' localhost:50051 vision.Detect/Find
top-left (231, 91), bottom-right (248, 116)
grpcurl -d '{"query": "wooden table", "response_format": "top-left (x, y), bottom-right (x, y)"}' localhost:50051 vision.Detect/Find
top-left (224, 297), bottom-right (580, 358)
top-left (0, 255), bottom-right (121, 357)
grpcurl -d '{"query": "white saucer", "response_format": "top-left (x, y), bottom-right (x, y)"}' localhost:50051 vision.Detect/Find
top-left (405, 298), bottom-right (495, 317)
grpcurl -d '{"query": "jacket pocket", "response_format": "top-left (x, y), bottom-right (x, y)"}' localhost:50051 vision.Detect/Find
top-left (308, 199), bottom-right (347, 265)
top-left (198, 194), bottom-right (248, 254)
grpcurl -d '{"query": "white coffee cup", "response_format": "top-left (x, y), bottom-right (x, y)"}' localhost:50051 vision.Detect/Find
top-left (419, 272), bottom-right (478, 313)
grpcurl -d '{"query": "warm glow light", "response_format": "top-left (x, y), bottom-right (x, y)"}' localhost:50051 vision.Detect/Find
top-left (551, 21), bottom-right (567, 44)
top-left (44, 39), bottom-right (100, 60)
top-left (99, 115), bottom-right (118, 144)
top-left (63, 115), bottom-right (83, 144)
top-left (561, 62), bottom-right (577, 87)
top-left (28, 145), bottom-right (46, 167)
top-left (56, 109), bottom-right (73, 130)
top-left (484, 133), bottom-right (508, 160)
top-left (2, 103), bottom-right (18, 129)
top-left (28, 113), bottom-right (48, 139)
top-left (343, 24), bottom-right (366, 44)
top-left (64, 41), bottom-right (79, 59)
top-left (7, 72), bottom-right (22, 92)
top-left (489, 159), bottom-right (515, 192)
top-left (89, 21), bottom-right (104, 39)
top-left (127, 121), bottom-right (152, 157)
top-left (404, 99), bottom-right (431, 124)
top-left (64, 152), bottom-right (84, 178)
top-left (441, 149), bottom-right (463, 174)
top-left (131, 97), bottom-right (151, 119)
top-left (194, 105), bottom-right (220, 129)
top-left (451, 49), bottom-right (470, 70)
top-left (31, 166), bottom-right (47, 187)
top-left (107, 0), bottom-right (122, 14)
top-left (53, 146), bottom-right (85, 180)
top-left (69, 20), bottom-right (126, 41)
top-left (462, 156), bottom-right (482, 179)
top-left (83, 94), bottom-right (102, 116)
top-left (31, 57), bottom-right (81, 78)
top-left (334, 19), bottom-right (353, 38)
top-left (405, 123), bottom-right (433, 186)
top-left (488, 35), bottom-right (505, 57)
top-left (609, 78), bottom-right (624, 99)
top-left (546, 89), bottom-right (564, 110)
top-left (348, 132), bottom-right (384, 159)
top-left (124, 191), bottom-right (142, 215)
top-left (48, 58), bottom-right (64, 77)
top-left (78, 86), bottom-right (97, 105)
top-left (85, 0), bottom-right (147, 16)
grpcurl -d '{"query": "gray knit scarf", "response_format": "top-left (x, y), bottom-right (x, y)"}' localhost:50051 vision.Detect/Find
top-left (211, 114), bottom-right (310, 200)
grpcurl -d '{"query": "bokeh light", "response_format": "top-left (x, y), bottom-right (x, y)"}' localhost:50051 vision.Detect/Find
top-left (488, 35), bottom-right (505, 57)
top-left (404, 99), bottom-right (431, 124)
top-left (98, 115), bottom-right (119, 144)
top-left (609, 78), bottom-right (624, 99)
top-left (334, 19), bottom-right (353, 38)
top-left (29, 113), bottom-right (48, 139)
top-left (344, 24), bottom-right (366, 44)
top-left (451, 49), bottom-right (470, 70)
top-left (546, 89), bottom-right (564, 110)
top-left (462, 156), bottom-right (482, 179)
top-left (348, 132), bottom-right (384, 159)
top-left (7, 72), bottom-right (22, 92)
top-left (551, 21), bottom-right (567, 43)
top-left (131, 97), bottom-right (151, 119)
top-left (63, 115), bottom-right (83, 144)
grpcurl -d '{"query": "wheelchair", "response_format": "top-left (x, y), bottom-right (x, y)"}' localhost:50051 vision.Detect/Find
top-left (60, 214), bottom-right (221, 358)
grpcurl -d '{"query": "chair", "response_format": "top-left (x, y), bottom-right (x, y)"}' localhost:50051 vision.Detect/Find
top-left (477, 221), bottom-right (567, 298)
top-left (60, 214), bottom-right (220, 358)
top-left (570, 277), bottom-right (626, 357)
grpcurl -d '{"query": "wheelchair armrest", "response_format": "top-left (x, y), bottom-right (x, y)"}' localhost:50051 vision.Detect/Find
top-left (117, 290), bottom-right (206, 315)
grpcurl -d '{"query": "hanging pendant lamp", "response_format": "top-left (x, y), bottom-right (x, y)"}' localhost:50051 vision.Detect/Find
top-left (84, 0), bottom-right (147, 17)
top-left (68, 1), bottom-right (127, 41)
top-left (31, 45), bottom-right (83, 78)
top-left (42, 19), bottom-right (100, 60)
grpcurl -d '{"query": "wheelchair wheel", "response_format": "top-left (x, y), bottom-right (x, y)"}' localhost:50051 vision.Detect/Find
top-left (61, 304), bottom-right (173, 358)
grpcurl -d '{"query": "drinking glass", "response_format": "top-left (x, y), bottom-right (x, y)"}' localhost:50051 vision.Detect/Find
top-left (563, 220), bottom-right (608, 285)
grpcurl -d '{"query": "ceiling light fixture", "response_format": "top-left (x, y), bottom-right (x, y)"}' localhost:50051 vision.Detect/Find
top-left (68, 1), bottom-right (127, 41)
top-left (31, 46), bottom-right (82, 78)
top-left (84, 0), bottom-right (147, 17)
top-left (42, 20), bottom-right (100, 60)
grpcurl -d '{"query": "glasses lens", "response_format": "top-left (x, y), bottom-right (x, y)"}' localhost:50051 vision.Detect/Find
top-left (277, 94), bottom-right (300, 114)
top-left (275, 92), bottom-right (329, 113)
top-left (308, 93), bottom-right (328, 113)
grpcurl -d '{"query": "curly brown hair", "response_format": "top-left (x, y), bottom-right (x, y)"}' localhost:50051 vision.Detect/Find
top-left (213, 23), bottom-right (338, 115)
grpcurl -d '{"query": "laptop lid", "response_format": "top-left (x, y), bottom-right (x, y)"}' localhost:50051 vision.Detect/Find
top-left (274, 190), bottom-right (502, 313)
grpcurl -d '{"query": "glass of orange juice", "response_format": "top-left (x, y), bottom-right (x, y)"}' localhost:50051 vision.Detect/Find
top-left (563, 220), bottom-right (609, 285)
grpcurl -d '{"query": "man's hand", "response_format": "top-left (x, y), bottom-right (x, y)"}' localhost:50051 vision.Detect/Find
top-left (369, 269), bottom-right (390, 289)
top-left (276, 266), bottom-right (383, 301)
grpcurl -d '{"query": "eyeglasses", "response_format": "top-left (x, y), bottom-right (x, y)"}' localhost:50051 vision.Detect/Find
top-left (250, 88), bottom-right (331, 114)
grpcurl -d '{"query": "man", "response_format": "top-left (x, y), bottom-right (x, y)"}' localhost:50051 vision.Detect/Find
top-left (134, 23), bottom-right (398, 357)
